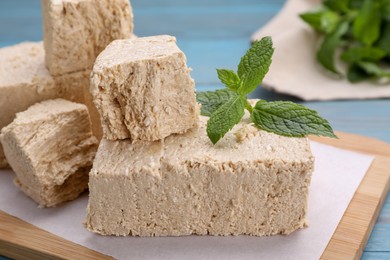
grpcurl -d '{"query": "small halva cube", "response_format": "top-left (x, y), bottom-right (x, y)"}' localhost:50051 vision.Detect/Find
top-left (0, 42), bottom-right (98, 168)
top-left (86, 115), bottom-right (314, 236)
top-left (42, 0), bottom-right (134, 75)
top-left (91, 35), bottom-right (198, 141)
top-left (0, 99), bottom-right (98, 207)
top-left (0, 42), bottom-right (57, 168)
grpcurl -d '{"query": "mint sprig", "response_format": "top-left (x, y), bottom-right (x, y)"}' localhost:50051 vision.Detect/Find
top-left (300, 0), bottom-right (390, 83)
top-left (197, 37), bottom-right (337, 144)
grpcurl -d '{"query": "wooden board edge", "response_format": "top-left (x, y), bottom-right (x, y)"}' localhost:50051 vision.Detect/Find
top-left (310, 131), bottom-right (390, 157)
top-left (0, 211), bottom-right (113, 260)
top-left (311, 134), bottom-right (390, 260)
top-left (0, 132), bottom-right (388, 259)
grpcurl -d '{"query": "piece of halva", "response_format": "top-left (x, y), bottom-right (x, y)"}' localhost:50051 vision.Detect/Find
top-left (86, 115), bottom-right (314, 236)
top-left (0, 99), bottom-right (98, 207)
top-left (42, 0), bottom-right (134, 75)
top-left (91, 35), bottom-right (198, 141)
top-left (0, 42), bottom-right (105, 168)
top-left (0, 42), bottom-right (57, 168)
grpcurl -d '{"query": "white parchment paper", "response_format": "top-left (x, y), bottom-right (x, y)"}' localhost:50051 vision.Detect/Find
top-left (0, 142), bottom-right (373, 260)
top-left (251, 0), bottom-right (390, 101)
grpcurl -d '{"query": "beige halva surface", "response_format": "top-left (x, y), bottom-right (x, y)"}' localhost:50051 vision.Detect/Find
top-left (0, 0), bottom-right (135, 167)
top-left (91, 35), bottom-right (198, 141)
top-left (42, 0), bottom-right (134, 76)
top-left (0, 42), bottom-right (89, 168)
top-left (86, 115), bottom-right (314, 236)
top-left (0, 99), bottom-right (98, 207)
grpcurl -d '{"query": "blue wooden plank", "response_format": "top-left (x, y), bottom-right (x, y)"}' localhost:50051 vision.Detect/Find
top-left (364, 193), bottom-right (390, 252)
top-left (0, 0), bottom-right (43, 45)
top-left (303, 100), bottom-right (390, 143)
top-left (179, 39), bottom-right (250, 85)
top-left (362, 252), bottom-right (390, 260)
top-left (378, 193), bottom-right (390, 223)
top-left (132, 0), bottom-right (285, 8)
top-left (365, 223), bottom-right (390, 251)
top-left (133, 8), bottom-right (279, 38)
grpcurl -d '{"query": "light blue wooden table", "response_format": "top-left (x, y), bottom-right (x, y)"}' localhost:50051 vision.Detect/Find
top-left (0, 0), bottom-right (389, 259)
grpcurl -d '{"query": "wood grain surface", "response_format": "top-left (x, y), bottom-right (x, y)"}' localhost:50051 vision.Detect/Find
top-left (312, 133), bottom-right (390, 259)
top-left (0, 213), bottom-right (112, 260)
top-left (0, 132), bottom-right (388, 259)
top-left (0, 0), bottom-right (389, 259)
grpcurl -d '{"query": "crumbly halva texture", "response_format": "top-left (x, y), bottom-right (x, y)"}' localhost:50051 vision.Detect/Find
top-left (86, 115), bottom-right (314, 237)
top-left (0, 99), bottom-right (98, 207)
top-left (42, 0), bottom-right (134, 76)
top-left (91, 35), bottom-right (198, 141)
top-left (0, 42), bottom-right (109, 167)
top-left (0, 42), bottom-right (57, 168)
top-left (83, 34), bottom-right (138, 141)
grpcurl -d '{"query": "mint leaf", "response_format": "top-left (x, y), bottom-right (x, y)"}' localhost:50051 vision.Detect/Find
top-left (350, 0), bottom-right (364, 9)
top-left (324, 0), bottom-right (350, 12)
top-left (341, 47), bottom-right (387, 62)
top-left (358, 61), bottom-right (390, 77)
top-left (196, 89), bottom-right (237, 117)
top-left (300, 9), bottom-right (340, 34)
top-left (347, 64), bottom-right (370, 82)
top-left (353, 0), bottom-right (381, 46)
top-left (300, 0), bottom-right (390, 83)
top-left (201, 36), bottom-right (337, 144)
top-left (206, 95), bottom-right (245, 144)
top-left (317, 21), bottom-right (349, 74)
top-left (237, 37), bottom-right (274, 94)
top-left (377, 22), bottom-right (390, 55)
top-left (381, 0), bottom-right (390, 21)
top-left (216, 69), bottom-right (240, 90)
top-left (320, 11), bottom-right (342, 33)
top-left (251, 100), bottom-right (337, 138)
top-left (300, 10), bottom-right (325, 32)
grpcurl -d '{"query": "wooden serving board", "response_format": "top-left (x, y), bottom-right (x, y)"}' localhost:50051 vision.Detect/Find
top-left (0, 131), bottom-right (389, 260)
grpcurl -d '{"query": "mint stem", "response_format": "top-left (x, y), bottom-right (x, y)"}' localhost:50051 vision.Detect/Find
top-left (245, 100), bottom-right (253, 113)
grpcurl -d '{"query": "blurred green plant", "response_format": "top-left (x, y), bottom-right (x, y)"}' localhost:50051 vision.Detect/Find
top-left (300, 0), bottom-right (390, 83)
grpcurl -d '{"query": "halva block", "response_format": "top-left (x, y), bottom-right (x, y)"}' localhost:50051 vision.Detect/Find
top-left (42, 0), bottom-right (134, 75)
top-left (0, 42), bottom-right (57, 168)
top-left (0, 42), bottom-right (105, 168)
top-left (91, 35), bottom-right (198, 141)
top-left (0, 99), bottom-right (98, 207)
top-left (86, 115), bottom-right (314, 236)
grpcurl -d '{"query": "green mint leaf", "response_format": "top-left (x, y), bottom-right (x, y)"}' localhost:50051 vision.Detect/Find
top-left (381, 0), bottom-right (390, 21)
top-left (347, 64), bottom-right (370, 82)
top-left (300, 9), bottom-right (340, 34)
top-left (196, 89), bottom-right (237, 117)
top-left (251, 100), bottom-right (337, 138)
top-left (353, 0), bottom-right (381, 46)
top-left (237, 36), bottom-right (274, 94)
top-left (324, 0), bottom-right (350, 13)
top-left (341, 46), bottom-right (387, 62)
top-left (358, 61), bottom-right (390, 77)
top-left (300, 10), bottom-right (325, 31)
top-left (206, 94), bottom-right (245, 144)
top-left (320, 10), bottom-right (342, 33)
top-left (349, 0), bottom-right (364, 9)
top-left (216, 69), bottom-right (240, 90)
top-left (377, 22), bottom-right (390, 55)
top-left (317, 20), bottom-right (349, 74)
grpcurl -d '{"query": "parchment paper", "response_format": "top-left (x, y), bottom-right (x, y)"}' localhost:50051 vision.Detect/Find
top-left (251, 0), bottom-right (390, 101)
top-left (0, 142), bottom-right (373, 260)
